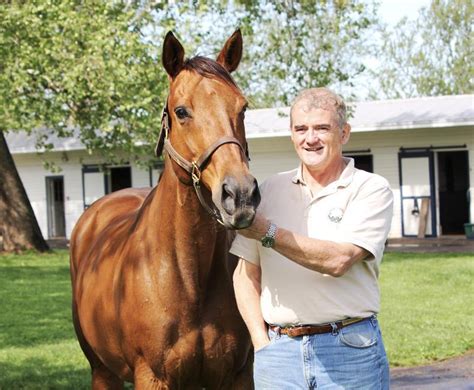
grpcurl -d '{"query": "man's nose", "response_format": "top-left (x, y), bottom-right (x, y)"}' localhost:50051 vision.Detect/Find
top-left (305, 129), bottom-right (320, 143)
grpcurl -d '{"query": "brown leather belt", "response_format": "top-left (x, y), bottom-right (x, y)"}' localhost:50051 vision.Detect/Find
top-left (268, 317), bottom-right (366, 338)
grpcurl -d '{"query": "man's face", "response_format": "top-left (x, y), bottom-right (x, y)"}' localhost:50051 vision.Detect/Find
top-left (290, 104), bottom-right (350, 173)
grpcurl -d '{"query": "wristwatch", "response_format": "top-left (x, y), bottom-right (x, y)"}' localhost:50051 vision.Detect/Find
top-left (261, 222), bottom-right (277, 248)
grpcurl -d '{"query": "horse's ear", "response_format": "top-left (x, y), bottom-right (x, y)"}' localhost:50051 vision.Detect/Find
top-left (216, 29), bottom-right (243, 73)
top-left (162, 31), bottom-right (185, 78)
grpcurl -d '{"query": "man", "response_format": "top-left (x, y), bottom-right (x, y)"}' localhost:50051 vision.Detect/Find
top-left (231, 88), bottom-right (393, 389)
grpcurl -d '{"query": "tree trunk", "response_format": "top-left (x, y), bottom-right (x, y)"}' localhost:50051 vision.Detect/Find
top-left (0, 130), bottom-right (49, 252)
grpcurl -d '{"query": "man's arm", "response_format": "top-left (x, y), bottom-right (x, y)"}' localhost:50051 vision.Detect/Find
top-left (233, 258), bottom-right (269, 351)
top-left (240, 213), bottom-right (369, 277)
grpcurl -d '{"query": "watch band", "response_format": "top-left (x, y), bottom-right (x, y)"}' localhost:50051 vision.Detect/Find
top-left (261, 222), bottom-right (277, 248)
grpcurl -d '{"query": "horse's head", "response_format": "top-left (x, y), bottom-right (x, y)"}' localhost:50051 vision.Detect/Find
top-left (158, 30), bottom-right (260, 229)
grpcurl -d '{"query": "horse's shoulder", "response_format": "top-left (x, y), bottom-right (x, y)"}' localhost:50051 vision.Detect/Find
top-left (71, 188), bottom-right (153, 246)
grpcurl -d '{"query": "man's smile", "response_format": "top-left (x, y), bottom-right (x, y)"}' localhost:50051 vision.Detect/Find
top-left (304, 146), bottom-right (324, 152)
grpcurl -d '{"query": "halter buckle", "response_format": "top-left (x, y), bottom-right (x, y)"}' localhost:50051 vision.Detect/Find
top-left (162, 110), bottom-right (170, 139)
top-left (191, 162), bottom-right (201, 185)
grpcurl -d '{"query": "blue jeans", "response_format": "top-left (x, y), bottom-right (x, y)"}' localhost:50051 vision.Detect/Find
top-left (254, 316), bottom-right (389, 389)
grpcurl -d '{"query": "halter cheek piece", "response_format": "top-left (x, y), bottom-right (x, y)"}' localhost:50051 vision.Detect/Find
top-left (155, 102), bottom-right (249, 225)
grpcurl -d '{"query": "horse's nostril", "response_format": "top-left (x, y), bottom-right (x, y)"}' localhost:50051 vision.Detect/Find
top-left (222, 182), bottom-right (237, 214)
top-left (222, 183), bottom-right (236, 200)
top-left (251, 178), bottom-right (261, 207)
top-left (220, 176), bottom-right (260, 216)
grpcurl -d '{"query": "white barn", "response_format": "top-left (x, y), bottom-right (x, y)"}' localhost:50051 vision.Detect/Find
top-left (7, 94), bottom-right (474, 240)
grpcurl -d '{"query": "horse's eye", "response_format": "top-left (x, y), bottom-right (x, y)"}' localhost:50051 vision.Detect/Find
top-left (174, 107), bottom-right (189, 120)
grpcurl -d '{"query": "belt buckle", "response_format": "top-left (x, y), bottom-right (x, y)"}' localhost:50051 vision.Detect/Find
top-left (285, 326), bottom-right (298, 338)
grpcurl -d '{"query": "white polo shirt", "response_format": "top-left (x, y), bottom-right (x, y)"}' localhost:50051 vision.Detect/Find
top-left (230, 158), bottom-right (393, 326)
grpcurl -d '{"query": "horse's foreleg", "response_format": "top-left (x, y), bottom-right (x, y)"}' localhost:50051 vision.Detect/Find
top-left (134, 358), bottom-right (170, 390)
top-left (230, 352), bottom-right (254, 390)
top-left (92, 366), bottom-right (124, 390)
top-left (72, 300), bottom-right (125, 389)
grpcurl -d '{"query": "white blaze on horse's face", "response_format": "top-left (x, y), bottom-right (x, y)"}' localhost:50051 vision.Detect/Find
top-left (162, 30), bottom-right (261, 229)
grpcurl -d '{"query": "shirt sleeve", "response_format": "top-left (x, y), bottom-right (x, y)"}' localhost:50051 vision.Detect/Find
top-left (337, 176), bottom-right (394, 263)
top-left (229, 233), bottom-right (261, 266)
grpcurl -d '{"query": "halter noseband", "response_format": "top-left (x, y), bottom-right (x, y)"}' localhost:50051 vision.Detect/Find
top-left (156, 103), bottom-right (249, 225)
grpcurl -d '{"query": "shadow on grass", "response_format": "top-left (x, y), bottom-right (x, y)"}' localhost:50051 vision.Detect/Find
top-left (0, 357), bottom-right (90, 389)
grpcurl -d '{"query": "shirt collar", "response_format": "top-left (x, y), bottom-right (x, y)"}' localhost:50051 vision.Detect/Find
top-left (292, 165), bottom-right (305, 184)
top-left (291, 157), bottom-right (356, 188)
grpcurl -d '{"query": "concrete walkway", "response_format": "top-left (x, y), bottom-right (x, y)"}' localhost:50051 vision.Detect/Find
top-left (391, 350), bottom-right (474, 389)
top-left (386, 235), bottom-right (474, 253)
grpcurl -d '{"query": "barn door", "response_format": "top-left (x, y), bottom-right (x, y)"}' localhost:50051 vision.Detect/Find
top-left (46, 176), bottom-right (66, 238)
top-left (399, 151), bottom-right (437, 237)
top-left (437, 151), bottom-right (470, 234)
top-left (82, 165), bottom-right (106, 209)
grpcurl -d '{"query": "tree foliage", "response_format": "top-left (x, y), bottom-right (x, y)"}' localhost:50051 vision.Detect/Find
top-left (0, 1), bottom-right (166, 165)
top-left (148, 0), bottom-right (378, 107)
top-left (372, 0), bottom-right (473, 99)
top-left (240, 0), bottom-right (377, 106)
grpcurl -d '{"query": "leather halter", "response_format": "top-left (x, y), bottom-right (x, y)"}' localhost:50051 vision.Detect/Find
top-left (155, 103), bottom-right (248, 225)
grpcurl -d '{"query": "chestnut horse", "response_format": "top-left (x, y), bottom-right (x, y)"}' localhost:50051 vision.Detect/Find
top-left (70, 30), bottom-right (260, 389)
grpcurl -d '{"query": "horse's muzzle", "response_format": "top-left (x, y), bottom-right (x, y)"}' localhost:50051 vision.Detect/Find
top-left (217, 174), bottom-right (261, 229)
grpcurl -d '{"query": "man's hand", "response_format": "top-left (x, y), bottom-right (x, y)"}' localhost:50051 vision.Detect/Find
top-left (239, 212), bottom-right (269, 240)
top-left (253, 336), bottom-right (271, 352)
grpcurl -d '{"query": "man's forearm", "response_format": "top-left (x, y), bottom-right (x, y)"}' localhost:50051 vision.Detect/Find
top-left (274, 227), bottom-right (366, 276)
top-left (241, 213), bottom-right (368, 277)
top-left (233, 260), bottom-right (269, 350)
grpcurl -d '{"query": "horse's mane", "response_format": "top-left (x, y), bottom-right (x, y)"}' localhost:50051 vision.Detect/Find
top-left (183, 56), bottom-right (240, 91)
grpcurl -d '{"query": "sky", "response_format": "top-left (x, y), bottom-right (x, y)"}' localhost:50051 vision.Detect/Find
top-left (378, 0), bottom-right (431, 26)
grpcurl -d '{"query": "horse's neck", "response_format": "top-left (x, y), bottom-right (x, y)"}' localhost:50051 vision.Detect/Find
top-left (142, 165), bottom-right (227, 296)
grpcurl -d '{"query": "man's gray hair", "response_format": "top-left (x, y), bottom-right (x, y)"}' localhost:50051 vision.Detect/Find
top-left (290, 88), bottom-right (347, 129)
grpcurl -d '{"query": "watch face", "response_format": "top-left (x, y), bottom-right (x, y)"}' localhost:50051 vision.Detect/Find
top-left (262, 237), bottom-right (275, 248)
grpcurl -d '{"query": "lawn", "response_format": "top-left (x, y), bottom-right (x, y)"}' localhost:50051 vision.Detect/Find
top-left (0, 250), bottom-right (473, 388)
top-left (379, 251), bottom-right (474, 366)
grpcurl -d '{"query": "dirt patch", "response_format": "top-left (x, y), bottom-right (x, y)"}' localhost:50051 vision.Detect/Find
top-left (390, 350), bottom-right (474, 389)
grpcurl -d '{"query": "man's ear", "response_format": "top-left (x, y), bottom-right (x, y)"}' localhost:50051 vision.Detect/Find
top-left (162, 31), bottom-right (185, 79)
top-left (341, 123), bottom-right (351, 145)
top-left (216, 29), bottom-right (243, 73)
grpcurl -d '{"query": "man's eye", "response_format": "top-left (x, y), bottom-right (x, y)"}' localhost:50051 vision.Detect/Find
top-left (174, 107), bottom-right (189, 119)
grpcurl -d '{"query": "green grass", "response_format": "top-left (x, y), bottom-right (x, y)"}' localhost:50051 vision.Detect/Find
top-left (378, 252), bottom-right (474, 366)
top-left (0, 250), bottom-right (89, 389)
top-left (0, 250), bottom-right (473, 388)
